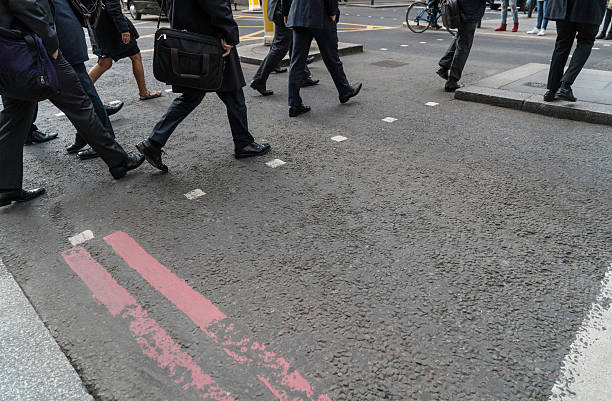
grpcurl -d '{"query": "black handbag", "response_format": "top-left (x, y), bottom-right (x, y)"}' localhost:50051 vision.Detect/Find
top-left (152, 1), bottom-right (225, 91)
top-left (441, 0), bottom-right (461, 30)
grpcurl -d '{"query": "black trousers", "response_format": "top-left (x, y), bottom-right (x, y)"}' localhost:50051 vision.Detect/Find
top-left (29, 62), bottom-right (115, 140)
top-left (439, 21), bottom-right (478, 83)
top-left (149, 88), bottom-right (254, 151)
top-left (547, 21), bottom-right (599, 91)
top-left (288, 25), bottom-right (351, 107)
top-left (252, 21), bottom-right (310, 85)
top-left (0, 53), bottom-right (128, 190)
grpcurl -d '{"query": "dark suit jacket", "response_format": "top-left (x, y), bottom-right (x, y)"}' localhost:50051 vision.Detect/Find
top-left (458, 0), bottom-right (486, 23)
top-left (162, 0), bottom-right (245, 92)
top-left (54, 0), bottom-right (89, 65)
top-left (545, 0), bottom-right (606, 25)
top-left (282, 0), bottom-right (339, 29)
top-left (0, 0), bottom-right (59, 54)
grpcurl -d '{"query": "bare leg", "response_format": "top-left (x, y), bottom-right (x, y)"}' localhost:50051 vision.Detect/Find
top-left (88, 57), bottom-right (113, 84)
top-left (129, 52), bottom-right (160, 99)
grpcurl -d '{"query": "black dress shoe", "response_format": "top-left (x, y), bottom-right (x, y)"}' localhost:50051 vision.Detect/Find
top-left (339, 82), bottom-right (362, 104)
top-left (436, 67), bottom-right (449, 81)
top-left (235, 142), bottom-right (271, 159)
top-left (272, 66), bottom-right (287, 74)
top-left (306, 55), bottom-right (316, 64)
top-left (301, 77), bottom-right (320, 87)
top-left (444, 81), bottom-right (463, 92)
top-left (136, 139), bottom-right (168, 172)
top-left (0, 188), bottom-right (45, 207)
top-left (25, 130), bottom-right (58, 145)
top-left (543, 90), bottom-right (556, 102)
top-left (289, 105), bottom-right (311, 117)
top-left (557, 87), bottom-right (577, 102)
top-left (250, 80), bottom-right (273, 96)
top-left (105, 101), bottom-right (124, 116)
top-left (109, 153), bottom-right (145, 179)
top-left (66, 136), bottom-right (87, 154)
top-left (77, 148), bottom-right (99, 160)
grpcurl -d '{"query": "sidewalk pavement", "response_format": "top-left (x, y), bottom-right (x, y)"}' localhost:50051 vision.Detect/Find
top-left (0, 259), bottom-right (93, 401)
top-left (455, 63), bottom-right (612, 126)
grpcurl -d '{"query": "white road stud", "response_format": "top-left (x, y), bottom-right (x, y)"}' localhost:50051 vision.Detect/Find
top-left (425, 102), bottom-right (439, 107)
top-left (69, 230), bottom-right (94, 246)
top-left (419, 41), bottom-right (427, 44)
top-left (382, 117), bottom-right (398, 123)
top-left (266, 159), bottom-right (286, 168)
top-left (549, 263), bottom-right (612, 401)
top-left (400, 44), bottom-right (409, 47)
top-left (380, 48), bottom-right (388, 51)
top-left (437, 38), bottom-right (444, 41)
top-left (165, 89), bottom-right (173, 92)
top-left (54, 112), bottom-right (65, 117)
top-left (593, 47), bottom-right (600, 50)
top-left (108, 100), bottom-right (122, 105)
top-left (331, 135), bottom-right (347, 142)
top-left (184, 189), bottom-right (206, 200)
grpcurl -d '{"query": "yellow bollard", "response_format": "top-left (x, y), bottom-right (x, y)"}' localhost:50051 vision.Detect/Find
top-left (262, 0), bottom-right (274, 45)
top-left (248, 0), bottom-right (262, 12)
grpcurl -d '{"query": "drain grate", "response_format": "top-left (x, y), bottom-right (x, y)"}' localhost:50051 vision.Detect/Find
top-left (524, 82), bottom-right (547, 88)
top-left (370, 60), bottom-right (409, 68)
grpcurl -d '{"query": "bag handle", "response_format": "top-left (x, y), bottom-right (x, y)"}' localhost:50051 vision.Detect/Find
top-left (171, 48), bottom-right (210, 79)
top-left (157, 0), bottom-right (165, 29)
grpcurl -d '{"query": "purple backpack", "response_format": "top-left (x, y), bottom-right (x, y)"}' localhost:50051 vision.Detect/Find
top-left (0, 27), bottom-right (61, 101)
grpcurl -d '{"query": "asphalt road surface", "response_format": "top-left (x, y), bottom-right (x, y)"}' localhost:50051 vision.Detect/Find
top-left (1, 5), bottom-right (611, 401)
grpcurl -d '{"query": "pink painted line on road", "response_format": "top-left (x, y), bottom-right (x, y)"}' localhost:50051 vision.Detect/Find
top-left (105, 231), bottom-right (332, 401)
top-left (62, 247), bottom-right (235, 401)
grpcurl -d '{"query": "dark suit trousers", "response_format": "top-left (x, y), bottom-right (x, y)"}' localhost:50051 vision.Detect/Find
top-left (288, 25), bottom-right (350, 107)
top-left (547, 21), bottom-right (599, 91)
top-left (252, 22), bottom-right (310, 84)
top-left (29, 62), bottom-right (115, 139)
top-left (438, 21), bottom-right (478, 83)
top-left (148, 88), bottom-right (254, 151)
top-left (0, 53), bottom-right (127, 190)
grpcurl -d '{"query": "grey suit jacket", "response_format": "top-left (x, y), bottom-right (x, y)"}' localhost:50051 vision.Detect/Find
top-left (0, 0), bottom-right (59, 54)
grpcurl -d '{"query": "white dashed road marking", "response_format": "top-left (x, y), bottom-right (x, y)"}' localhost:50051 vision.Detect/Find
top-left (425, 102), bottom-right (439, 107)
top-left (331, 135), bottom-right (347, 142)
top-left (380, 48), bottom-right (388, 51)
top-left (108, 100), bottom-right (122, 105)
top-left (266, 159), bottom-right (286, 168)
top-left (69, 230), bottom-right (94, 246)
top-left (549, 263), bottom-right (612, 401)
top-left (401, 44), bottom-right (409, 47)
top-left (419, 41), bottom-right (427, 44)
top-left (382, 117), bottom-right (398, 123)
top-left (184, 189), bottom-right (206, 200)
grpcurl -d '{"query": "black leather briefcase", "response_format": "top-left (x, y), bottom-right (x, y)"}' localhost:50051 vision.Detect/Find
top-left (153, 27), bottom-right (225, 91)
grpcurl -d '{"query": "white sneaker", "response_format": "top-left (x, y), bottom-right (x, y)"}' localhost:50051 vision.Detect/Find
top-left (526, 27), bottom-right (539, 34)
top-left (537, 29), bottom-right (546, 36)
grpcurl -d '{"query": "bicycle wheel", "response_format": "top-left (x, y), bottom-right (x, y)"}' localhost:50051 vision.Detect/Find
top-left (406, 2), bottom-right (431, 34)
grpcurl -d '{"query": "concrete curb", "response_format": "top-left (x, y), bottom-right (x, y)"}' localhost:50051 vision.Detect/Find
top-left (455, 86), bottom-right (612, 126)
top-left (0, 259), bottom-right (93, 401)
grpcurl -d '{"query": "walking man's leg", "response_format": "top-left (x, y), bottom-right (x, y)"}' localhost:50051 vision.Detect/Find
top-left (446, 21), bottom-right (478, 91)
top-left (137, 90), bottom-right (206, 172)
top-left (438, 37), bottom-right (458, 80)
top-left (49, 54), bottom-right (143, 179)
top-left (251, 24), bottom-right (292, 95)
top-left (217, 89), bottom-right (270, 158)
top-left (545, 20), bottom-right (577, 100)
top-left (288, 28), bottom-right (313, 113)
top-left (0, 97), bottom-right (38, 191)
top-left (312, 27), bottom-right (351, 98)
top-left (556, 23), bottom-right (599, 101)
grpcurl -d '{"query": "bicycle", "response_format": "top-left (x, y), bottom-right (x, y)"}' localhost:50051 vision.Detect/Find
top-left (405, 0), bottom-right (457, 36)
